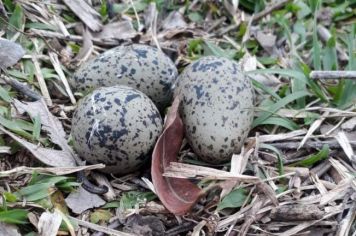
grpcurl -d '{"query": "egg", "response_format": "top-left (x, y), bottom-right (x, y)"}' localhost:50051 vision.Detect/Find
top-left (71, 85), bottom-right (163, 174)
top-left (174, 56), bottom-right (254, 163)
top-left (72, 44), bottom-right (178, 109)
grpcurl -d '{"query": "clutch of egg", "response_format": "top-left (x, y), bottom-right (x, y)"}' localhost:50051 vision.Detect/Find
top-left (71, 85), bottom-right (163, 174)
top-left (174, 56), bottom-right (254, 163)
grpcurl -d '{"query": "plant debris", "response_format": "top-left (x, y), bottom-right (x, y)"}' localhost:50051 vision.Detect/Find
top-left (0, 0), bottom-right (355, 235)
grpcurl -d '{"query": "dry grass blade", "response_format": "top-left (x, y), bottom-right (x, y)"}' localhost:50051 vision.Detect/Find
top-left (329, 158), bottom-right (356, 185)
top-left (49, 52), bottom-right (76, 104)
top-left (13, 99), bottom-right (80, 164)
top-left (250, 129), bottom-right (307, 143)
top-left (32, 56), bottom-right (52, 106)
top-left (163, 162), bottom-right (259, 182)
top-left (320, 179), bottom-right (353, 206)
top-left (276, 211), bottom-right (342, 236)
top-left (239, 195), bottom-right (265, 236)
top-left (0, 146), bottom-right (11, 154)
top-left (298, 112), bottom-right (328, 149)
top-left (335, 131), bottom-right (355, 164)
top-left (0, 164), bottom-right (104, 177)
top-left (73, 27), bottom-right (93, 65)
top-left (68, 216), bottom-right (135, 236)
top-left (337, 203), bottom-right (356, 235)
top-left (0, 126), bottom-right (76, 167)
top-left (220, 147), bottom-right (254, 198)
top-left (62, 0), bottom-right (102, 32)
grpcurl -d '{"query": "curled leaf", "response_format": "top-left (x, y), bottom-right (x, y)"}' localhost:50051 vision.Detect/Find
top-left (151, 97), bottom-right (203, 215)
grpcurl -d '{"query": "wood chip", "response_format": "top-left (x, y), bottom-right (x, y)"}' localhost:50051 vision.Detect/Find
top-left (271, 204), bottom-right (324, 221)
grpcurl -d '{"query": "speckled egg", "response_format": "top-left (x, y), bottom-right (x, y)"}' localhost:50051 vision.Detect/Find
top-left (72, 44), bottom-right (178, 109)
top-left (174, 56), bottom-right (254, 163)
top-left (71, 85), bottom-right (163, 174)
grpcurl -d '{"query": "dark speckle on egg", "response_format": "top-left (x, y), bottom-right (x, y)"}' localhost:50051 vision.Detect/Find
top-left (71, 85), bottom-right (163, 175)
top-left (174, 56), bottom-right (254, 164)
top-left (72, 44), bottom-right (178, 110)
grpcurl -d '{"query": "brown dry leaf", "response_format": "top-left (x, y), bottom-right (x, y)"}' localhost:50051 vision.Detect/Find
top-left (151, 97), bottom-right (204, 215)
top-left (0, 126), bottom-right (76, 167)
top-left (38, 210), bottom-right (62, 236)
top-left (0, 38), bottom-right (25, 69)
top-left (13, 99), bottom-right (80, 164)
top-left (62, 0), bottom-right (102, 32)
top-left (91, 21), bottom-right (138, 41)
top-left (65, 186), bottom-right (105, 214)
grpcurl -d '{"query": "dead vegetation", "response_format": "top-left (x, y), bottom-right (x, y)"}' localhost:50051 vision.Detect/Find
top-left (0, 0), bottom-right (355, 235)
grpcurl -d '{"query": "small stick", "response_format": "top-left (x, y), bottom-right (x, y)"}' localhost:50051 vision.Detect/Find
top-left (68, 216), bottom-right (134, 236)
top-left (2, 75), bottom-right (42, 101)
top-left (310, 71), bottom-right (356, 80)
top-left (252, 0), bottom-right (290, 22)
top-left (270, 139), bottom-right (356, 150)
top-left (30, 29), bottom-right (118, 47)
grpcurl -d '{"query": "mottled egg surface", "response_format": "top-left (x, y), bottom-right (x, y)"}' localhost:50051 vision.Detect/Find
top-left (175, 56), bottom-right (254, 163)
top-left (71, 85), bottom-right (163, 174)
top-left (73, 44), bottom-right (178, 109)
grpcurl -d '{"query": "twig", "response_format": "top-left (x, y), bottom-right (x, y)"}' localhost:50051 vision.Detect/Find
top-left (92, 220), bottom-right (122, 236)
top-left (0, 164), bottom-right (105, 177)
top-left (1, 75), bottom-right (42, 101)
top-left (310, 71), bottom-right (356, 80)
top-left (252, 0), bottom-right (291, 22)
top-left (165, 221), bottom-right (195, 236)
top-left (217, 0), bottom-right (290, 36)
top-left (68, 216), bottom-right (134, 236)
top-left (269, 139), bottom-right (356, 150)
top-left (207, 17), bottom-right (227, 33)
top-left (29, 29), bottom-right (119, 46)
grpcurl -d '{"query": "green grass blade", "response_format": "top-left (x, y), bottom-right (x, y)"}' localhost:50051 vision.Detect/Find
top-left (259, 117), bottom-right (300, 131)
top-left (290, 145), bottom-right (329, 167)
top-left (260, 144), bottom-right (284, 176)
top-left (252, 90), bottom-right (310, 128)
top-left (0, 209), bottom-right (28, 224)
top-left (0, 86), bottom-right (12, 103)
top-left (251, 79), bottom-right (281, 100)
top-left (247, 69), bottom-right (327, 102)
